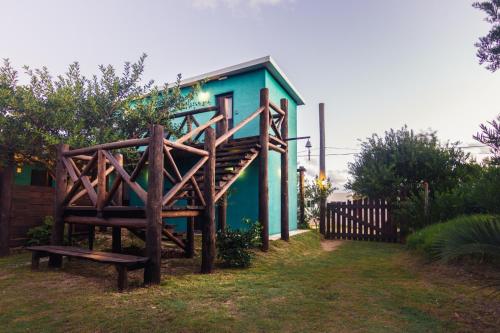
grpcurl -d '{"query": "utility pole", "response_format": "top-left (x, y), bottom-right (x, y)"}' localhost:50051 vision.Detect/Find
top-left (319, 103), bottom-right (326, 236)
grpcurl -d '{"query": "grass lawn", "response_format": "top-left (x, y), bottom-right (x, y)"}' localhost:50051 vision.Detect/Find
top-left (0, 231), bottom-right (499, 332)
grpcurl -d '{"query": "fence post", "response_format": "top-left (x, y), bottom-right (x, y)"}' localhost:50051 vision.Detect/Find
top-left (0, 153), bottom-right (15, 257)
top-left (298, 167), bottom-right (306, 227)
top-left (280, 98), bottom-right (289, 241)
top-left (144, 125), bottom-right (164, 285)
top-left (259, 88), bottom-right (270, 251)
top-left (201, 127), bottom-right (216, 273)
top-left (49, 144), bottom-right (69, 267)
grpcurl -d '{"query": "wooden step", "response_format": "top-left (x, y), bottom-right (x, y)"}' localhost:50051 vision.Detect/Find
top-left (216, 148), bottom-right (258, 157)
top-left (216, 154), bottom-right (254, 162)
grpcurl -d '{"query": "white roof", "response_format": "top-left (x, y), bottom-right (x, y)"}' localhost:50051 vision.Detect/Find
top-left (177, 56), bottom-right (305, 106)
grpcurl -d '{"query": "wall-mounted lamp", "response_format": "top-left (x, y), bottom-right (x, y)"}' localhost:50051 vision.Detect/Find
top-left (16, 166), bottom-right (22, 174)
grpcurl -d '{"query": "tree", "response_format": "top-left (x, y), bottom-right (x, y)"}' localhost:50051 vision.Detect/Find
top-left (302, 176), bottom-right (335, 229)
top-left (473, 114), bottom-right (500, 164)
top-left (473, 1), bottom-right (500, 72)
top-left (0, 54), bottom-right (198, 170)
top-left (346, 126), bottom-right (470, 204)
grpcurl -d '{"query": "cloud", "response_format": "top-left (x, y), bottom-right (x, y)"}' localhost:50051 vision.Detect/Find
top-left (190, 0), bottom-right (288, 10)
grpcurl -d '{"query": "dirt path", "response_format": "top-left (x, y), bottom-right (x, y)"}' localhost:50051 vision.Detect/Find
top-left (321, 240), bottom-right (344, 252)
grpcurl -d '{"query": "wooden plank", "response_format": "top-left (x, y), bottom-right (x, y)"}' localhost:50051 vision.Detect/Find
top-left (27, 245), bottom-right (148, 264)
top-left (341, 202), bottom-right (346, 239)
top-left (375, 199), bottom-right (381, 242)
top-left (201, 127), bottom-right (216, 274)
top-left (144, 125), bottom-right (164, 285)
top-left (346, 201), bottom-right (352, 239)
top-left (336, 202), bottom-right (341, 239)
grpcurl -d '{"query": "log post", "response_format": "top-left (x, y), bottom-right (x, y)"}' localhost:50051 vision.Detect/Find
top-left (298, 167), bottom-right (306, 227)
top-left (144, 125), bottom-right (164, 285)
top-left (259, 88), bottom-right (270, 251)
top-left (280, 98), bottom-right (289, 241)
top-left (186, 213), bottom-right (195, 258)
top-left (49, 144), bottom-right (69, 267)
top-left (112, 153), bottom-right (123, 253)
top-left (0, 154), bottom-right (14, 257)
top-left (319, 103), bottom-right (326, 236)
top-left (216, 95), bottom-right (229, 233)
top-left (201, 127), bottom-right (216, 274)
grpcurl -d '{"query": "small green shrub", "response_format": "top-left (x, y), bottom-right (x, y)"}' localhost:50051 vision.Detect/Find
top-left (407, 214), bottom-right (499, 262)
top-left (216, 219), bottom-right (262, 268)
top-left (27, 216), bottom-right (54, 246)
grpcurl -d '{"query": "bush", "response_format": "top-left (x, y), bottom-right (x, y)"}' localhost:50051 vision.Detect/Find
top-left (433, 216), bottom-right (500, 263)
top-left (216, 219), bottom-right (262, 268)
top-left (27, 216), bottom-right (54, 246)
top-left (407, 214), bottom-right (499, 263)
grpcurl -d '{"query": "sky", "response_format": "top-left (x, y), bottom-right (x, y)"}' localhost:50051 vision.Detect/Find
top-left (1, 0), bottom-right (499, 189)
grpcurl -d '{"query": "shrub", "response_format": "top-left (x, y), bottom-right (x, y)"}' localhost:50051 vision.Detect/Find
top-left (433, 216), bottom-right (500, 263)
top-left (407, 214), bottom-right (499, 262)
top-left (27, 216), bottom-right (54, 246)
top-left (216, 219), bottom-right (262, 268)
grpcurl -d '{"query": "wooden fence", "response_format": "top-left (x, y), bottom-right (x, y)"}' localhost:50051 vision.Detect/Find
top-left (326, 199), bottom-right (399, 242)
top-left (8, 185), bottom-right (55, 247)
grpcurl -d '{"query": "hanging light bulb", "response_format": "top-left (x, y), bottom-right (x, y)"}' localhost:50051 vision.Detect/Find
top-left (305, 139), bottom-right (312, 161)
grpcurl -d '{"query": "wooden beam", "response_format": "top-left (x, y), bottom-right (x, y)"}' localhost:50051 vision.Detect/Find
top-left (0, 155), bottom-right (14, 256)
top-left (280, 98), bottom-right (289, 241)
top-left (144, 125), bottom-right (164, 285)
top-left (97, 150), bottom-right (107, 213)
top-left (217, 194), bottom-right (227, 232)
top-left (63, 138), bottom-right (150, 157)
top-left (259, 88), bottom-right (270, 251)
top-left (49, 144), bottom-right (69, 267)
top-left (201, 127), bottom-right (216, 274)
top-left (112, 153), bottom-right (123, 253)
top-left (216, 96), bottom-right (229, 144)
top-left (215, 107), bottom-right (265, 147)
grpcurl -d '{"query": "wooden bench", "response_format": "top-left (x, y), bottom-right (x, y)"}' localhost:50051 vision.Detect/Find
top-left (27, 245), bottom-right (149, 291)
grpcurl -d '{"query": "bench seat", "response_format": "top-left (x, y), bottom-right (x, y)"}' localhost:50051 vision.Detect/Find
top-left (27, 245), bottom-right (148, 291)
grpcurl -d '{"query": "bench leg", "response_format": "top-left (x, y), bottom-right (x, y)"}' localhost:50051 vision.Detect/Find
top-left (48, 254), bottom-right (62, 268)
top-left (116, 265), bottom-right (128, 292)
top-left (88, 225), bottom-right (95, 250)
top-left (112, 227), bottom-right (121, 253)
top-left (31, 252), bottom-right (41, 270)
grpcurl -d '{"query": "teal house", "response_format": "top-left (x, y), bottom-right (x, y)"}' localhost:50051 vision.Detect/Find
top-left (147, 56), bottom-right (305, 236)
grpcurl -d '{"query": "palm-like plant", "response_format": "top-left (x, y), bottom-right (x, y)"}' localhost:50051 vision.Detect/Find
top-left (432, 216), bottom-right (500, 263)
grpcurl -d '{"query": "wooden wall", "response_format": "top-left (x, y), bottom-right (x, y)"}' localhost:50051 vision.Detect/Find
top-left (8, 185), bottom-right (54, 247)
